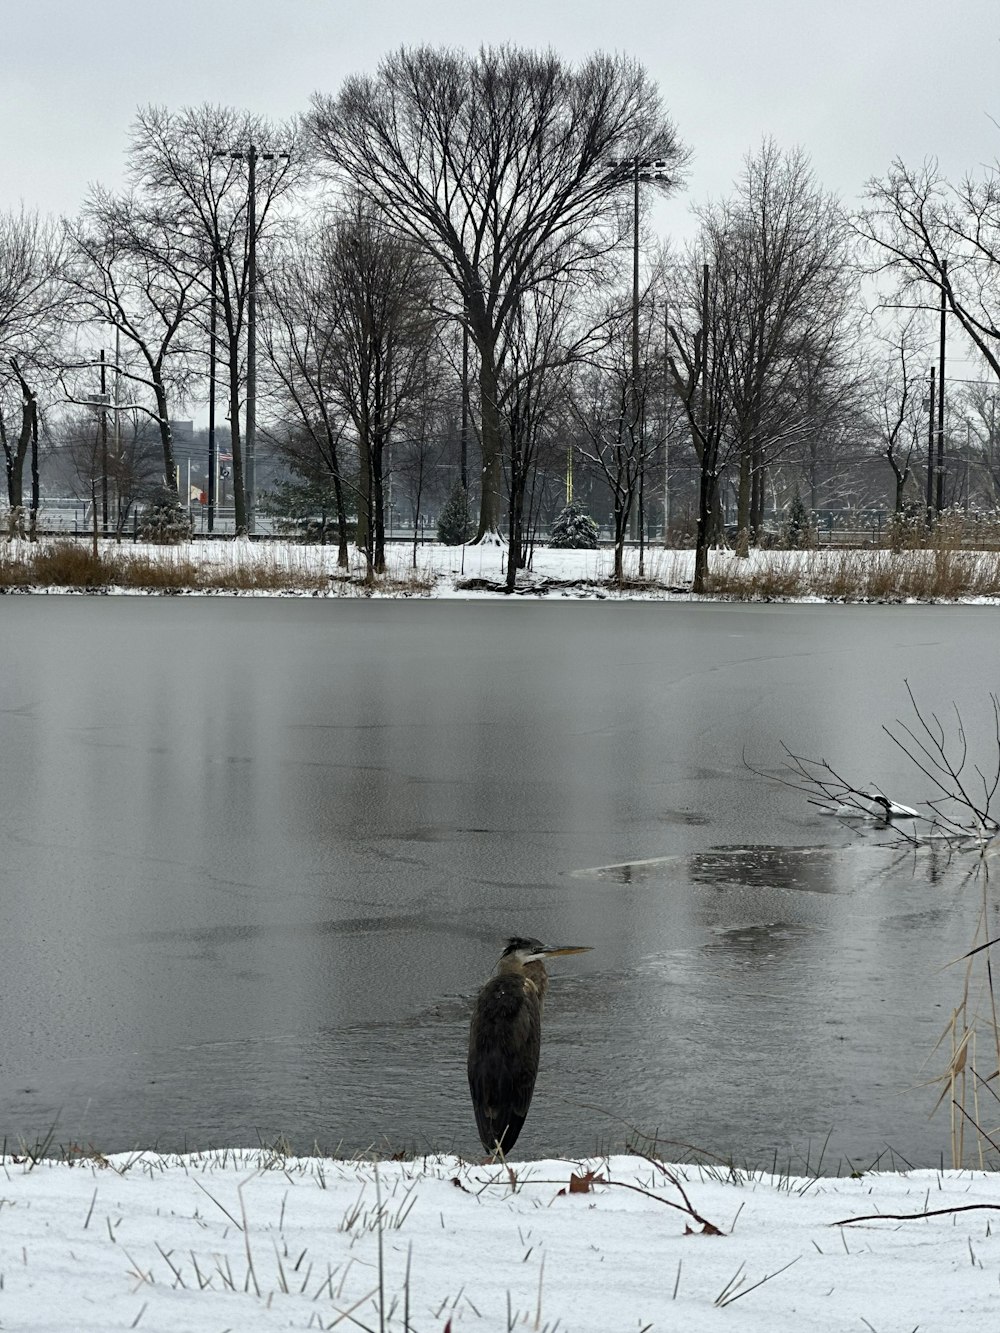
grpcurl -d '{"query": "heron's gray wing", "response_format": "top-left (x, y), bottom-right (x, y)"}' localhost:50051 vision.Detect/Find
top-left (467, 975), bottom-right (542, 1152)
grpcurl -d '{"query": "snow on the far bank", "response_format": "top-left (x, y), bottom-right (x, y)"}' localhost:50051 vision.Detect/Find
top-left (9, 535), bottom-right (1000, 602)
top-left (1, 1149), bottom-right (997, 1331)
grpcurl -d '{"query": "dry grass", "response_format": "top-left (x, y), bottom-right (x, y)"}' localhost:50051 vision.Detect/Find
top-left (0, 541), bottom-right (331, 593)
top-left (6, 542), bottom-right (112, 588)
top-left (0, 538), bottom-right (441, 596)
top-left (703, 561), bottom-right (808, 600)
top-left (701, 547), bottom-right (1000, 602)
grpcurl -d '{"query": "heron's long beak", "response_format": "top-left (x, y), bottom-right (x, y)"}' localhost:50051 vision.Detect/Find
top-left (538, 945), bottom-right (592, 957)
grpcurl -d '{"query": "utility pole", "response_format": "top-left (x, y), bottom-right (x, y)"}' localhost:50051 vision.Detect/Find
top-left (618, 155), bottom-right (672, 543)
top-left (245, 144), bottom-right (258, 535)
top-left (926, 365), bottom-right (936, 522)
top-left (460, 292), bottom-right (469, 493)
top-left (631, 159), bottom-right (641, 434)
top-left (936, 259), bottom-right (947, 514)
top-left (113, 328), bottom-right (121, 531)
top-left (208, 248), bottom-right (217, 533)
top-left (663, 299), bottom-right (670, 542)
top-left (692, 261), bottom-right (713, 594)
top-left (99, 349), bottom-right (108, 535)
top-left (230, 142), bottom-right (290, 536)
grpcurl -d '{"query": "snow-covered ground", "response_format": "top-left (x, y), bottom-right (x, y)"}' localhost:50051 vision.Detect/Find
top-left (8, 535), bottom-right (1000, 601)
top-left (3, 1149), bottom-right (997, 1330)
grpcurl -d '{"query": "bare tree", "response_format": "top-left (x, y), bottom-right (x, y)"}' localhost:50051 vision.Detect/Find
top-left (259, 221), bottom-right (355, 566)
top-left (500, 276), bottom-right (602, 590)
top-left (571, 289), bottom-right (663, 582)
top-left (126, 104), bottom-right (305, 533)
top-left (865, 316), bottom-right (930, 519)
top-left (264, 199), bottom-right (441, 577)
top-left (955, 379), bottom-right (1000, 506)
top-left (0, 208), bottom-right (67, 530)
top-left (65, 187), bottom-right (207, 498)
top-left (697, 142), bottom-right (858, 554)
top-left (666, 257), bottom-right (733, 592)
top-left (309, 45), bottom-right (687, 541)
top-left (857, 158), bottom-right (1000, 387)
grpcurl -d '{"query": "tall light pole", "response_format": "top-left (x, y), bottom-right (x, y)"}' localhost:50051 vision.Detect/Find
top-left (619, 159), bottom-right (672, 424)
top-left (936, 259), bottom-right (947, 515)
top-left (611, 156), bottom-right (672, 554)
top-left (207, 246), bottom-right (218, 533)
top-left (229, 143), bottom-right (290, 535)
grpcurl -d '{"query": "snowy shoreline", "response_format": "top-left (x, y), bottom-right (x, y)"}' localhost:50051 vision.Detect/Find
top-left (4, 537), bottom-right (1000, 603)
top-left (3, 1148), bottom-right (998, 1330)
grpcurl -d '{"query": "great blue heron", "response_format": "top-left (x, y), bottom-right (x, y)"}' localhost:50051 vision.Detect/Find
top-left (467, 936), bottom-right (591, 1155)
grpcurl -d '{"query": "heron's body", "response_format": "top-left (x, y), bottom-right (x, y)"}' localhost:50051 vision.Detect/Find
top-left (467, 938), bottom-right (589, 1155)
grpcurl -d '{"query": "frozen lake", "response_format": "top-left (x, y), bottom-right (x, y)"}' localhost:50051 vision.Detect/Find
top-left (0, 595), bottom-right (995, 1168)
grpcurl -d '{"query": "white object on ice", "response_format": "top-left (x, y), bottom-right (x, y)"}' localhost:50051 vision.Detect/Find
top-left (860, 791), bottom-right (920, 820)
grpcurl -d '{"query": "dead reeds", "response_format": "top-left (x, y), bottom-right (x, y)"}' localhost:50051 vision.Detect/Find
top-left (703, 547), bottom-right (1000, 601)
top-left (0, 539), bottom-right (437, 596)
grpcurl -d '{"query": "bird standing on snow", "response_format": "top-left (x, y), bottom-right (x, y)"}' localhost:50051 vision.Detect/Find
top-left (467, 937), bottom-right (591, 1155)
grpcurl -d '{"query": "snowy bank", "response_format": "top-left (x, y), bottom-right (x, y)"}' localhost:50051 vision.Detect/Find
top-left (6, 536), bottom-right (1000, 601)
top-left (2, 1149), bottom-right (998, 1330)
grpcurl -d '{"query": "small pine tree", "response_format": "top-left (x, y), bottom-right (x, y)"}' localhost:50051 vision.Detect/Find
top-left (783, 491), bottom-right (813, 549)
top-left (437, 481), bottom-right (474, 545)
top-left (549, 501), bottom-right (600, 549)
top-left (138, 486), bottom-right (193, 544)
top-left (260, 479), bottom-right (345, 543)
top-left (784, 493), bottom-right (816, 549)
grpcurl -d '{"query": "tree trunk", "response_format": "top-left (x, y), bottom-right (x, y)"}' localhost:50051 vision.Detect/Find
top-left (893, 467), bottom-right (907, 514)
top-left (372, 429), bottom-right (386, 574)
top-left (153, 380), bottom-right (178, 495)
top-left (331, 470), bottom-right (350, 568)
top-left (29, 401), bottom-right (38, 540)
top-left (504, 438), bottom-right (530, 593)
top-left (7, 361), bottom-right (34, 512)
top-left (474, 347), bottom-right (504, 541)
top-left (693, 443), bottom-right (718, 595)
top-left (356, 429), bottom-right (372, 575)
top-left (735, 447), bottom-right (752, 558)
top-left (228, 357), bottom-right (247, 535)
top-left (750, 452), bottom-right (765, 534)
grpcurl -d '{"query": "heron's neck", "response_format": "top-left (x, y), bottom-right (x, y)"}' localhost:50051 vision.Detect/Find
top-left (495, 957), bottom-right (549, 1000)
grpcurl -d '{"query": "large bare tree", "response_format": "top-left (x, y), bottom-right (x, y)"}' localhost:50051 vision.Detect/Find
top-left (308, 45), bottom-right (687, 541)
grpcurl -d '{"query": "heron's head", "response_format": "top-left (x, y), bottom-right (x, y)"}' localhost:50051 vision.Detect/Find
top-left (500, 937), bottom-right (592, 966)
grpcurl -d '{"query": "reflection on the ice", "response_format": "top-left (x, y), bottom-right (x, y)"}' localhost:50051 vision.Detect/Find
top-left (703, 921), bottom-right (813, 964)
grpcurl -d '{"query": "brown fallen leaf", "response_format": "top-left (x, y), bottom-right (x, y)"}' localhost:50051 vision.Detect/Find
top-left (558, 1169), bottom-right (606, 1196)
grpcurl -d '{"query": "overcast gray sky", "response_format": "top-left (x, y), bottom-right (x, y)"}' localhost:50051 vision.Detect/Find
top-left (5, 0), bottom-right (999, 235)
